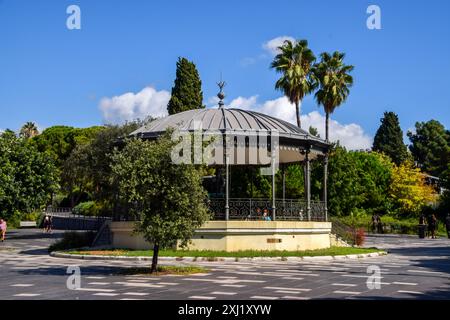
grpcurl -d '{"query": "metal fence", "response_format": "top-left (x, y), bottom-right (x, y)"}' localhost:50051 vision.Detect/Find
top-left (44, 207), bottom-right (111, 231)
top-left (208, 198), bottom-right (327, 221)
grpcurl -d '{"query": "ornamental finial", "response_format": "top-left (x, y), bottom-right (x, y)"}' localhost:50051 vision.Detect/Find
top-left (217, 78), bottom-right (226, 108)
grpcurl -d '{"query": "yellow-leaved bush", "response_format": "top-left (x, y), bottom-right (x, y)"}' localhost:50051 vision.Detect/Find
top-left (389, 161), bottom-right (438, 215)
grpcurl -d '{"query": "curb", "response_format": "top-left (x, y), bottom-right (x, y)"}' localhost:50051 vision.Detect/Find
top-left (50, 251), bottom-right (387, 262)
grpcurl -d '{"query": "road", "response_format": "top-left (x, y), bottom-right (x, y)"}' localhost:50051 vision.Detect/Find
top-left (1, 229), bottom-right (450, 300)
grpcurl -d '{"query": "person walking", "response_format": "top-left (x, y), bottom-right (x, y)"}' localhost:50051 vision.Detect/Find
top-left (43, 215), bottom-right (50, 233)
top-left (428, 214), bottom-right (437, 239)
top-left (445, 213), bottom-right (450, 239)
top-left (376, 215), bottom-right (383, 234)
top-left (371, 213), bottom-right (378, 233)
top-left (0, 219), bottom-right (7, 242)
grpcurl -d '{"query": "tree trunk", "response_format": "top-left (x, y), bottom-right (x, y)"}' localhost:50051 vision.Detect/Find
top-left (325, 112), bottom-right (330, 142)
top-left (296, 101), bottom-right (301, 128)
top-left (150, 243), bottom-right (160, 273)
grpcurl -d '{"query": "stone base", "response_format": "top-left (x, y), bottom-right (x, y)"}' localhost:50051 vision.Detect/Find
top-left (110, 220), bottom-right (332, 252)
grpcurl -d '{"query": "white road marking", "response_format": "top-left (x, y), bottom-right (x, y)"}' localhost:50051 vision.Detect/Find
top-left (333, 290), bottom-right (362, 295)
top-left (221, 284), bottom-right (246, 288)
top-left (13, 293), bottom-right (41, 297)
top-left (87, 282), bottom-right (110, 286)
top-left (189, 296), bottom-right (216, 300)
top-left (75, 288), bottom-right (116, 293)
top-left (392, 282), bottom-right (418, 286)
top-left (10, 284), bottom-right (34, 287)
top-left (124, 292), bottom-right (150, 296)
top-left (113, 282), bottom-right (164, 288)
top-left (332, 283), bottom-right (357, 287)
top-left (210, 291), bottom-right (237, 295)
top-left (93, 293), bottom-right (119, 297)
top-left (282, 296), bottom-right (310, 300)
top-left (264, 286), bottom-right (311, 292)
top-left (250, 296), bottom-right (279, 300)
top-left (397, 290), bottom-right (424, 295)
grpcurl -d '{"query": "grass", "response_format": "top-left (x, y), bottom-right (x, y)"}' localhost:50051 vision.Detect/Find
top-left (116, 265), bottom-right (208, 276)
top-left (66, 246), bottom-right (383, 258)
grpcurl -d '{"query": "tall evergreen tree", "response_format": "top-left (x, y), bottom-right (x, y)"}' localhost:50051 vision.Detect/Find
top-left (407, 120), bottom-right (450, 177)
top-left (167, 57), bottom-right (204, 115)
top-left (372, 111), bottom-right (408, 165)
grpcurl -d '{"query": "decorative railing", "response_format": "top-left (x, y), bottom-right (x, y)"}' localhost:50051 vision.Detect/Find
top-left (208, 198), bottom-right (327, 221)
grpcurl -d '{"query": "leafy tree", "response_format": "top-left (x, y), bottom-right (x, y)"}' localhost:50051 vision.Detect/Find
top-left (167, 57), bottom-right (204, 115)
top-left (313, 51), bottom-right (354, 142)
top-left (111, 132), bottom-right (210, 272)
top-left (0, 131), bottom-right (58, 224)
top-left (389, 161), bottom-right (437, 215)
top-left (271, 39), bottom-right (316, 128)
top-left (328, 147), bottom-right (392, 216)
top-left (372, 112), bottom-right (409, 165)
top-left (407, 120), bottom-right (450, 177)
top-left (308, 126), bottom-right (320, 138)
top-left (60, 121), bottom-right (142, 210)
top-left (32, 125), bottom-right (105, 167)
top-left (20, 122), bottom-right (39, 139)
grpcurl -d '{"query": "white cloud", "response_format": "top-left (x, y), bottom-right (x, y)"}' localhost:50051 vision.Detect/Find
top-left (228, 95), bottom-right (372, 150)
top-left (99, 86), bottom-right (170, 124)
top-left (262, 36), bottom-right (295, 56)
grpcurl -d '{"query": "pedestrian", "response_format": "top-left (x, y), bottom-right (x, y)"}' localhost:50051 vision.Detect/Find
top-left (371, 213), bottom-right (378, 233)
top-left (377, 215), bottom-right (383, 234)
top-left (0, 219), bottom-right (7, 242)
top-left (445, 213), bottom-right (450, 239)
top-left (428, 214), bottom-right (437, 239)
top-left (43, 215), bottom-right (50, 233)
top-left (48, 215), bottom-right (53, 233)
top-left (262, 209), bottom-right (272, 221)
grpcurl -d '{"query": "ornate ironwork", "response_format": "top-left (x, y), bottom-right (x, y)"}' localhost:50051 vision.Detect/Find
top-left (208, 198), bottom-right (326, 221)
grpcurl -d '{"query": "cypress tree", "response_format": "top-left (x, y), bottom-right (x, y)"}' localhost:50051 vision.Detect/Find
top-left (167, 57), bottom-right (204, 115)
top-left (372, 111), bottom-right (408, 165)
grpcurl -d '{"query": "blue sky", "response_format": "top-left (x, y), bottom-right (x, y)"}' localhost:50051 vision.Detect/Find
top-left (1, 0), bottom-right (449, 149)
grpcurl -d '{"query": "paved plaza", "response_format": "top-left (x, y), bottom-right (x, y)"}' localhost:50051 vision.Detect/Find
top-left (1, 229), bottom-right (450, 300)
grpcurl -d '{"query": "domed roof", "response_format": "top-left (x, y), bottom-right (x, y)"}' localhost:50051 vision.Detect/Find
top-left (131, 108), bottom-right (318, 140)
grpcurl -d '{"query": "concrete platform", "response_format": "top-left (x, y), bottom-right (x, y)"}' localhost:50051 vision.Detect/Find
top-left (110, 220), bottom-right (332, 251)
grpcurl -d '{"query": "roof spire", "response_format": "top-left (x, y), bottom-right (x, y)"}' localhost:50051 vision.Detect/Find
top-left (217, 76), bottom-right (226, 108)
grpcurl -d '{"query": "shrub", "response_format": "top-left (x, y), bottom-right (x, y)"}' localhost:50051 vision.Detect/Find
top-left (354, 228), bottom-right (366, 246)
top-left (48, 231), bottom-right (96, 252)
top-left (72, 201), bottom-right (100, 216)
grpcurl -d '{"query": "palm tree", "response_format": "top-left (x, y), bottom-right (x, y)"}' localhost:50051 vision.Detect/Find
top-left (271, 39), bottom-right (316, 128)
top-left (313, 51), bottom-right (354, 141)
top-left (20, 121), bottom-right (39, 139)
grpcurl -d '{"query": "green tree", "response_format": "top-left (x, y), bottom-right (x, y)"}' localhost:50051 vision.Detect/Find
top-left (111, 132), bottom-right (210, 272)
top-left (271, 39), bottom-right (316, 128)
top-left (372, 112), bottom-right (409, 165)
top-left (313, 51), bottom-right (354, 142)
top-left (20, 122), bottom-right (39, 139)
top-left (308, 126), bottom-right (320, 138)
top-left (60, 121), bottom-right (142, 210)
top-left (32, 125), bottom-right (105, 167)
top-left (407, 120), bottom-right (450, 177)
top-left (328, 146), bottom-right (393, 216)
top-left (167, 57), bottom-right (204, 115)
top-left (0, 131), bottom-right (58, 224)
